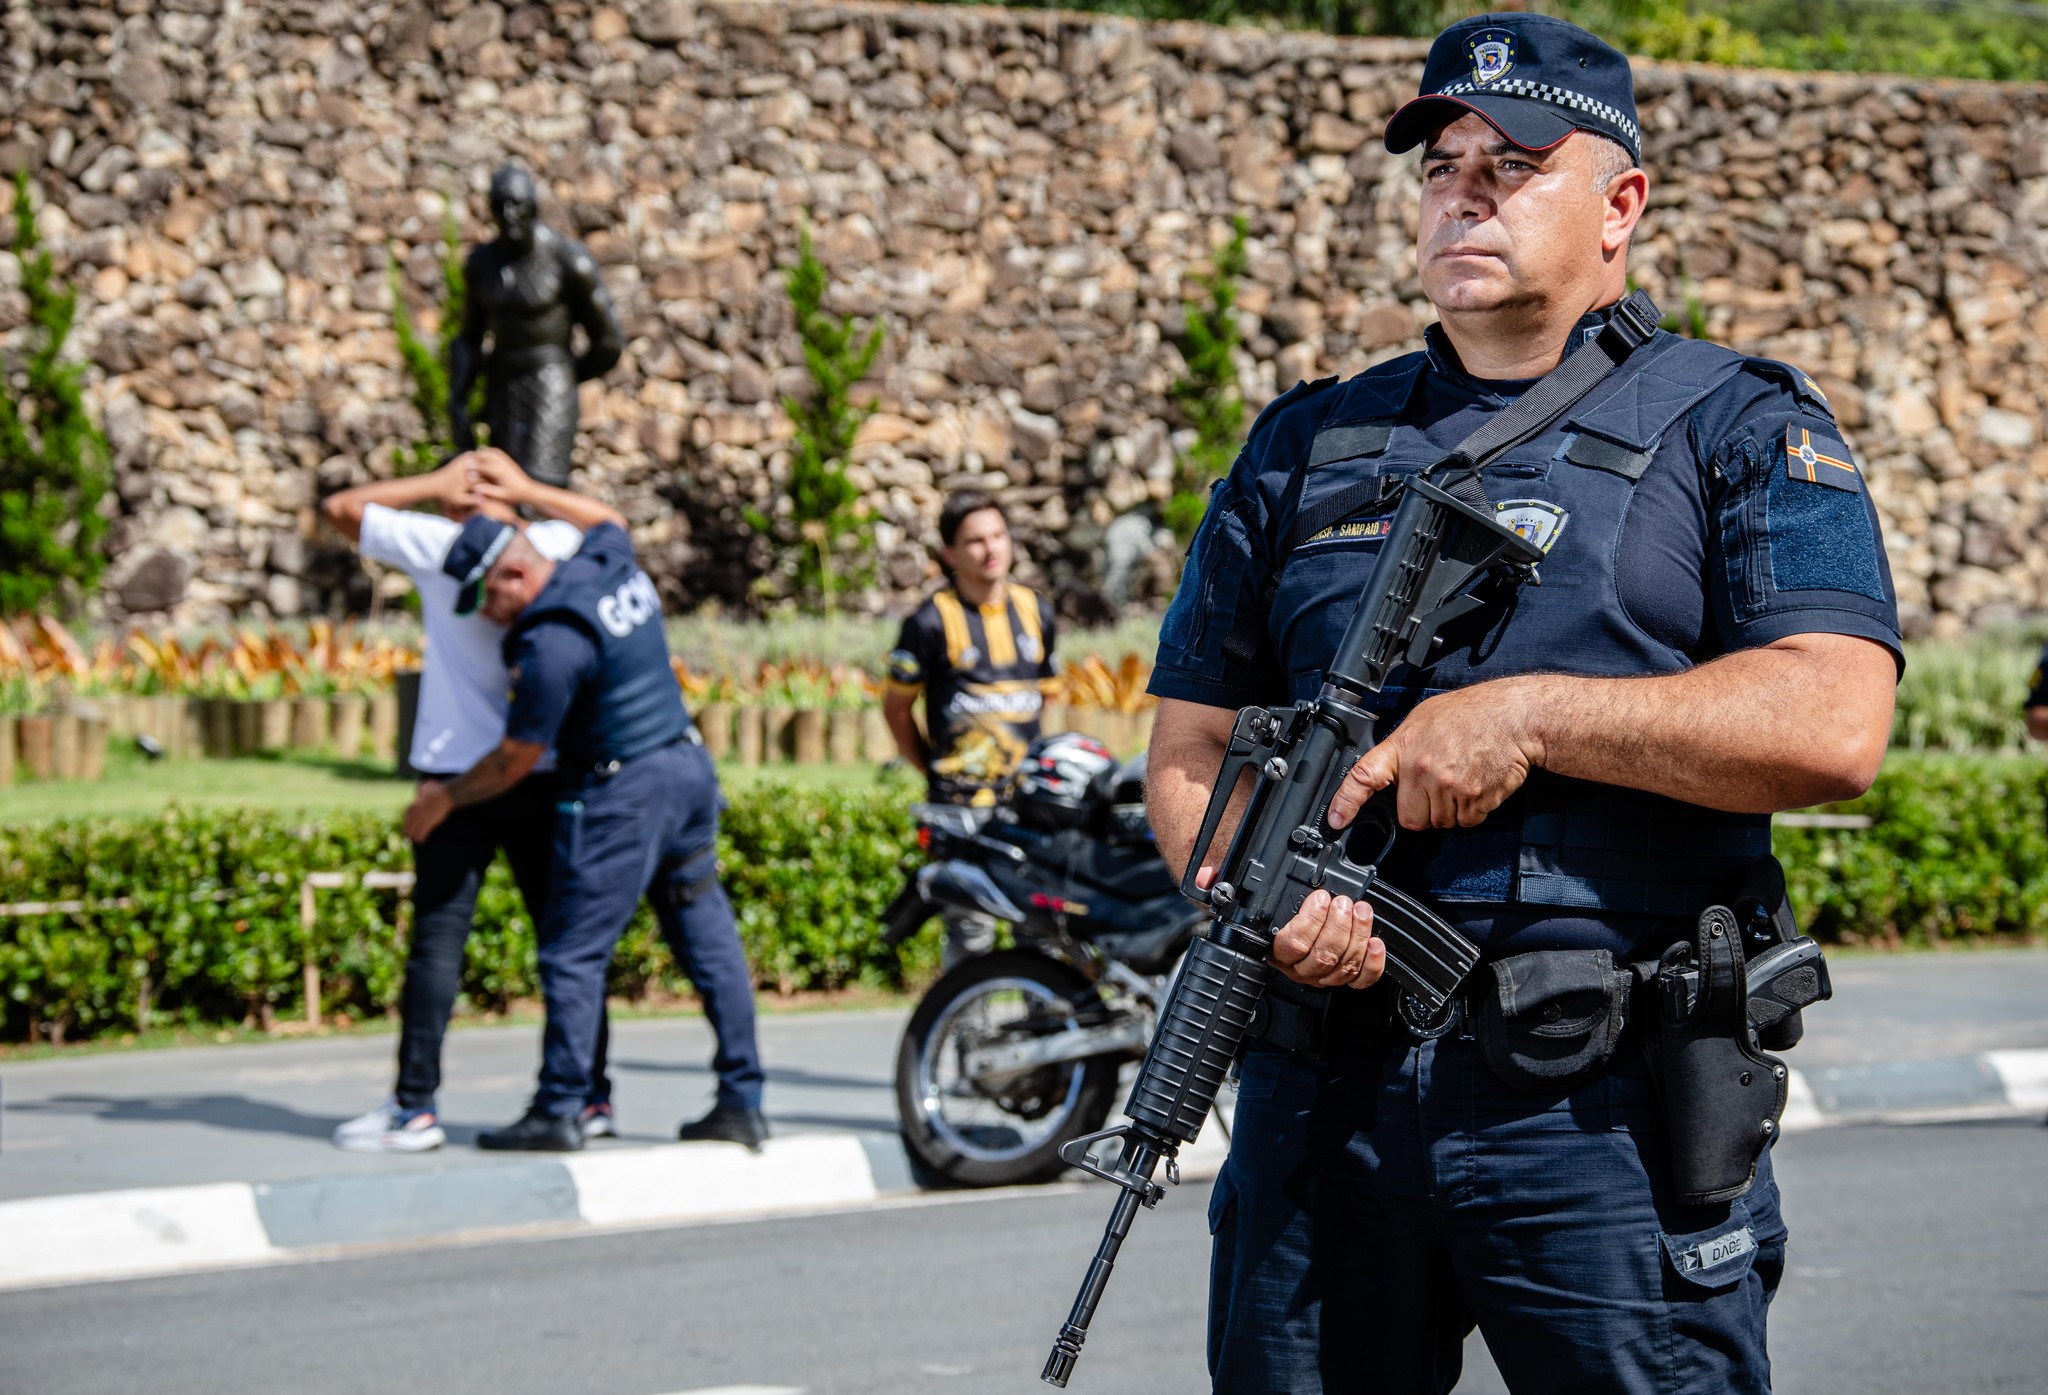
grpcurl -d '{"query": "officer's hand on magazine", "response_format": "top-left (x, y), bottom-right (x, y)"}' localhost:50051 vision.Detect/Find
top-left (1326, 680), bottom-right (1543, 832)
top-left (1195, 867), bottom-right (1385, 990)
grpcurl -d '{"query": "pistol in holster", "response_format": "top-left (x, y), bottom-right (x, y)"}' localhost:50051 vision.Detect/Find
top-left (1649, 861), bottom-right (1833, 1205)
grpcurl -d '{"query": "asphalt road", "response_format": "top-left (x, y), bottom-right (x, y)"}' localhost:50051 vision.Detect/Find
top-left (2, 1119), bottom-right (2043, 1395)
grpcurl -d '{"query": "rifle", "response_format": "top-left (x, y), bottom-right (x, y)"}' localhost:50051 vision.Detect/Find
top-left (1039, 291), bottom-right (1664, 1387)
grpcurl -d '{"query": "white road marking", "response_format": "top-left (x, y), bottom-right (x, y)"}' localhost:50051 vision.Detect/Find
top-left (0, 1184), bottom-right (274, 1289)
top-left (1780, 1069), bottom-right (1825, 1132)
top-left (654, 1387), bottom-right (805, 1394)
top-left (565, 1135), bottom-right (878, 1228)
top-left (1986, 1048), bottom-right (2048, 1111)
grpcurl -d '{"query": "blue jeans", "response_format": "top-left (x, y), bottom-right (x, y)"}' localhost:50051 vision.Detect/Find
top-left (1209, 1035), bottom-right (1786, 1394)
top-left (533, 741), bottom-right (765, 1117)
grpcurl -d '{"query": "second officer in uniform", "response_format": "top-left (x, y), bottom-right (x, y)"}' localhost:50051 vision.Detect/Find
top-left (403, 516), bottom-right (767, 1151)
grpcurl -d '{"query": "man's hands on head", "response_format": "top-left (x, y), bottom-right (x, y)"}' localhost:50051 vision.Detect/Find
top-left (460, 448), bottom-right (534, 510)
top-left (1327, 677), bottom-right (1544, 832)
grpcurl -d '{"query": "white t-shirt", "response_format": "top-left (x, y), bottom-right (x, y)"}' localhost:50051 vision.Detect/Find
top-left (359, 503), bottom-right (582, 775)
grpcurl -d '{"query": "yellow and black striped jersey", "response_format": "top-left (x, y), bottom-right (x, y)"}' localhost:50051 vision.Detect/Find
top-left (887, 582), bottom-right (1059, 805)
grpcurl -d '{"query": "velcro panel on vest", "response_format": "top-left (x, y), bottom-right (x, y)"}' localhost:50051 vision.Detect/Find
top-left (1517, 807), bottom-right (1770, 918)
top-left (1563, 431), bottom-right (1655, 481)
top-left (1561, 336), bottom-right (1746, 460)
top-left (1307, 422), bottom-right (1393, 468)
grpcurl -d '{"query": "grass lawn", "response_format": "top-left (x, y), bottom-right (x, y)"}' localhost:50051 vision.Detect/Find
top-left (2, 743), bottom-right (917, 824)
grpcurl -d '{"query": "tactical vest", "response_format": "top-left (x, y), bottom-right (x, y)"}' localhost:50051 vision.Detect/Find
top-left (509, 531), bottom-right (692, 774)
top-left (1269, 332), bottom-right (1770, 917)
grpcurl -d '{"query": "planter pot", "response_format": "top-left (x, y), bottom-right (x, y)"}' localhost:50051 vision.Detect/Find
top-left (330, 694), bottom-right (368, 760)
top-left (256, 698), bottom-right (292, 753)
top-left (791, 709), bottom-right (827, 765)
top-left (733, 706), bottom-right (765, 766)
top-left (367, 692), bottom-right (400, 763)
top-left (394, 670), bottom-right (422, 778)
top-left (291, 696), bottom-right (329, 751)
top-left (0, 714), bottom-right (15, 786)
top-left (203, 698), bottom-right (237, 758)
top-left (179, 697), bottom-right (205, 757)
top-left (827, 709), bottom-right (862, 764)
top-left (762, 706), bottom-right (795, 763)
top-left (1133, 707), bottom-right (1156, 754)
top-left (1041, 701), bottom-right (1068, 735)
top-left (50, 712), bottom-right (82, 779)
top-left (77, 717), bottom-right (109, 781)
top-left (696, 702), bottom-right (733, 761)
top-left (17, 715), bottom-right (54, 780)
top-left (860, 707), bottom-right (894, 764)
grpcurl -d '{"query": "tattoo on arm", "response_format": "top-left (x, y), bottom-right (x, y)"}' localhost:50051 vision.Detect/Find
top-left (444, 742), bottom-right (541, 809)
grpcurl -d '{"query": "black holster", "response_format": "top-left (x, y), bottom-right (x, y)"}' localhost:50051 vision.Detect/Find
top-left (1650, 905), bottom-right (1789, 1206)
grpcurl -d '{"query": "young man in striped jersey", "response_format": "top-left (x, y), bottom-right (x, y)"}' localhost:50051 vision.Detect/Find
top-left (884, 491), bottom-right (1059, 966)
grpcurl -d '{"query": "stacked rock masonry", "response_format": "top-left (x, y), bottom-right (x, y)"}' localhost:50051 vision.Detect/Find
top-left (3, 0), bottom-right (2047, 635)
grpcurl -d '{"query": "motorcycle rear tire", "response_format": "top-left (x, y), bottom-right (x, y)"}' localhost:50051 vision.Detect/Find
top-left (895, 951), bottom-right (1120, 1188)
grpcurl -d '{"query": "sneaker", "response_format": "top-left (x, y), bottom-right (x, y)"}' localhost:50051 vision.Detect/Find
top-left (477, 1107), bottom-right (584, 1152)
top-left (332, 1101), bottom-right (446, 1153)
top-left (579, 1101), bottom-right (617, 1140)
top-left (677, 1102), bottom-right (770, 1152)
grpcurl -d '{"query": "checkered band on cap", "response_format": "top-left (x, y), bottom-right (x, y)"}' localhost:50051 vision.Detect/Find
top-left (1436, 76), bottom-right (1640, 153)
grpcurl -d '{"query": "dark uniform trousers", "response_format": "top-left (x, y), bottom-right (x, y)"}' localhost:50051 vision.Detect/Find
top-left (533, 739), bottom-right (764, 1118)
top-left (1209, 1037), bottom-right (1785, 1395)
top-left (397, 772), bottom-right (560, 1110)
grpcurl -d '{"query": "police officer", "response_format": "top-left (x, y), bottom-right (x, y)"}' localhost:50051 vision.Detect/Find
top-left (1146, 15), bottom-right (1901, 1392)
top-left (403, 516), bottom-right (767, 1152)
top-left (322, 449), bottom-right (625, 1152)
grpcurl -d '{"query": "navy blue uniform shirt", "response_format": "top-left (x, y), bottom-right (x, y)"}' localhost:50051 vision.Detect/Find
top-left (1152, 311), bottom-right (1902, 957)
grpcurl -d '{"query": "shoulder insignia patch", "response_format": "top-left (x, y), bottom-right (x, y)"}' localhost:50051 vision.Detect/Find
top-left (1495, 499), bottom-right (1570, 553)
top-left (1785, 425), bottom-right (1859, 491)
top-left (886, 648), bottom-right (922, 685)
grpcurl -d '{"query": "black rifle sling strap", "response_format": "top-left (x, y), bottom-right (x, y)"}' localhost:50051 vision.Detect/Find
top-left (1285, 289), bottom-right (1664, 549)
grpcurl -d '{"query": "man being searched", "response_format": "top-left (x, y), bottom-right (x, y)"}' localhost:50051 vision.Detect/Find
top-left (322, 449), bottom-right (626, 1153)
top-left (1146, 14), bottom-right (1900, 1392)
top-left (401, 516), bottom-right (767, 1152)
top-left (883, 490), bottom-right (1059, 965)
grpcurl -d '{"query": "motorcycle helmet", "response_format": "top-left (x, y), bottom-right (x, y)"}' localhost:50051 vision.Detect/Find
top-left (1010, 732), bottom-right (1119, 830)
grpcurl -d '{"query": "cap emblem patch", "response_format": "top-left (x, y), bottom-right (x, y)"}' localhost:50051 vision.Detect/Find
top-left (1469, 33), bottom-right (1515, 86)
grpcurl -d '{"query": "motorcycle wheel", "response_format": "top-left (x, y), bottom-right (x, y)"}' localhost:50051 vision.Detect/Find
top-left (895, 950), bottom-right (1120, 1188)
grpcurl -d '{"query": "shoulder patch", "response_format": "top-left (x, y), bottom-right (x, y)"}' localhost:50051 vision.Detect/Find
top-left (1784, 424), bottom-right (1860, 492)
top-left (1745, 358), bottom-right (1838, 421)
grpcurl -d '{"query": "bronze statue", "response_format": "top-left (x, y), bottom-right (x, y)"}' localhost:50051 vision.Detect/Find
top-left (449, 164), bottom-right (624, 488)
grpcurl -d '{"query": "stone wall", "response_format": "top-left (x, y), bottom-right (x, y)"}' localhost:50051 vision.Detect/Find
top-left (4, 0), bottom-right (2048, 635)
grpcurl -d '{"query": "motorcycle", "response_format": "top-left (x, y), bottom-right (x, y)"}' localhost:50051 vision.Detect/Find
top-left (880, 734), bottom-right (1215, 1188)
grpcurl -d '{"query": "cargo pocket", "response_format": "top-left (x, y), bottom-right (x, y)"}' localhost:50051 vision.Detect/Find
top-left (554, 798), bottom-right (586, 867)
top-left (1660, 1212), bottom-right (1763, 1293)
top-left (1478, 949), bottom-right (1631, 1093)
top-left (1208, 1160), bottom-right (1239, 1237)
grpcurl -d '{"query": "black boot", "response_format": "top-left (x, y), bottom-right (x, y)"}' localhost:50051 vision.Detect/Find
top-left (478, 1107), bottom-right (584, 1152)
top-left (677, 1102), bottom-right (769, 1152)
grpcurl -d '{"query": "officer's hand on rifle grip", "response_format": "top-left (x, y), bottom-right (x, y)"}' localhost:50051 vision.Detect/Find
top-left (1271, 889), bottom-right (1386, 991)
top-left (1326, 683), bottom-right (1543, 832)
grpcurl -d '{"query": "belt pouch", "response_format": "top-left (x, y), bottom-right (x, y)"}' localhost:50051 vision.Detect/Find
top-left (1477, 948), bottom-right (1631, 1093)
top-left (1652, 906), bottom-right (1790, 1205)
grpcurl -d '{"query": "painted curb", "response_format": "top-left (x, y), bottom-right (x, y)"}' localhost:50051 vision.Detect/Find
top-left (0, 1049), bottom-right (2039, 1291)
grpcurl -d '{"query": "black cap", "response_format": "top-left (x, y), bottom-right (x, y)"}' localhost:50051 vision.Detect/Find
top-left (441, 515), bottom-right (515, 616)
top-left (1384, 13), bottom-right (1641, 166)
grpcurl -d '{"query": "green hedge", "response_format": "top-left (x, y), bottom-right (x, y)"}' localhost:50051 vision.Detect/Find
top-left (0, 784), bottom-right (933, 1045)
top-left (3, 757), bottom-right (2044, 1045)
top-left (1778, 755), bottom-right (2048, 947)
